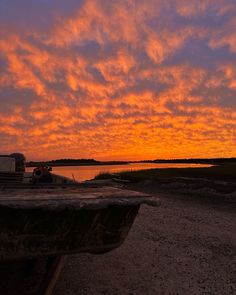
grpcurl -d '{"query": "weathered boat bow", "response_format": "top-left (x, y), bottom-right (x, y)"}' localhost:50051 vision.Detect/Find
top-left (0, 186), bottom-right (160, 261)
top-left (0, 182), bottom-right (160, 295)
top-left (0, 154), bottom-right (161, 294)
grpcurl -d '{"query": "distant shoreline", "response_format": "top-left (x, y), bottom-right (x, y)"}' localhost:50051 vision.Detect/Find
top-left (26, 157), bottom-right (236, 167)
top-left (26, 162), bottom-right (129, 167)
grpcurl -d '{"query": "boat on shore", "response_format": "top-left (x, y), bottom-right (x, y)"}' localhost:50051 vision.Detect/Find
top-left (0, 153), bottom-right (160, 295)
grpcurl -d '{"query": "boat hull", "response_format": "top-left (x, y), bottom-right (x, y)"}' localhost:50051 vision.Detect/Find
top-left (0, 186), bottom-right (159, 261)
top-left (0, 203), bottom-right (140, 261)
top-left (0, 185), bottom-right (160, 294)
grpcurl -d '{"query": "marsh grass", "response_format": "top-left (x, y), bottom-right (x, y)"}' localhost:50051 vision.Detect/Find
top-left (94, 171), bottom-right (118, 180)
top-left (94, 164), bottom-right (236, 182)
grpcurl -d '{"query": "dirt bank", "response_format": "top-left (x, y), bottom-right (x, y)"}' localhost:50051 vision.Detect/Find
top-left (54, 184), bottom-right (236, 295)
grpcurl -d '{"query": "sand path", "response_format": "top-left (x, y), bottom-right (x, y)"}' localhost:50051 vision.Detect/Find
top-left (54, 185), bottom-right (236, 295)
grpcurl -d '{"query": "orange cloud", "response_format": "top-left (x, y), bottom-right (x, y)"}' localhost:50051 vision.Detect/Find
top-left (0, 0), bottom-right (235, 160)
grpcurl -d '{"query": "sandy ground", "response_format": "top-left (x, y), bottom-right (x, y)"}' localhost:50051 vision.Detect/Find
top-left (54, 184), bottom-right (236, 295)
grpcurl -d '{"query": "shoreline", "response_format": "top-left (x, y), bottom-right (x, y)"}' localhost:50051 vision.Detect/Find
top-left (26, 162), bottom-right (129, 167)
top-left (26, 158), bottom-right (236, 168)
top-left (25, 162), bottom-right (216, 168)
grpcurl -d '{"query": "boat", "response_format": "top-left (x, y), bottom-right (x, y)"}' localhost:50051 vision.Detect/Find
top-left (0, 153), bottom-right (160, 295)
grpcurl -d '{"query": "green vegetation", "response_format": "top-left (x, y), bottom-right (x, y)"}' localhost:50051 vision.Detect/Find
top-left (94, 164), bottom-right (236, 183)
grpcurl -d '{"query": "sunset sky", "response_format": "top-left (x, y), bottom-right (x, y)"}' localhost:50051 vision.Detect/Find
top-left (0, 0), bottom-right (235, 161)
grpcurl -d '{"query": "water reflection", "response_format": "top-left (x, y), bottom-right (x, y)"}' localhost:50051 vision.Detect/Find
top-left (27, 163), bottom-right (212, 182)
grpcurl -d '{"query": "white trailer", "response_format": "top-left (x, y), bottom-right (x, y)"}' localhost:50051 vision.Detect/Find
top-left (0, 156), bottom-right (15, 172)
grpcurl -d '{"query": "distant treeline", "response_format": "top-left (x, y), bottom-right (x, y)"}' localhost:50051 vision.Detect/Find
top-left (141, 158), bottom-right (236, 164)
top-left (26, 158), bottom-right (129, 167)
top-left (26, 157), bottom-right (236, 167)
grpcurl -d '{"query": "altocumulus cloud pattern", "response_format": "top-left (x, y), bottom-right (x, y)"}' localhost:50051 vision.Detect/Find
top-left (0, 0), bottom-right (236, 160)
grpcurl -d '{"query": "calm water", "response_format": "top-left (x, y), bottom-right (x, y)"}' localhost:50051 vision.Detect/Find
top-left (27, 163), bottom-right (211, 182)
